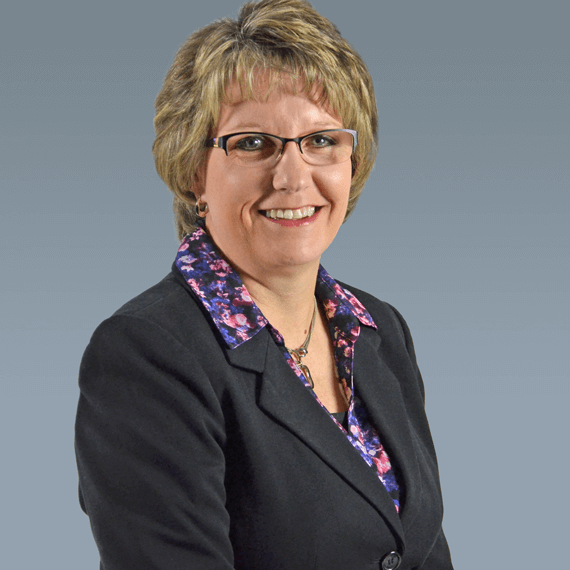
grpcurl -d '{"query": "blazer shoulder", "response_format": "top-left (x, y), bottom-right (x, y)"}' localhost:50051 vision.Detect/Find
top-left (80, 268), bottom-right (233, 400)
top-left (337, 280), bottom-right (410, 345)
top-left (113, 268), bottom-right (193, 317)
top-left (88, 268), bottom-right (217, 355)
top-left (338, 280), bottom-right (425, 402)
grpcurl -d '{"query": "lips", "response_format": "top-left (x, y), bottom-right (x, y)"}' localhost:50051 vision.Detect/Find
top-left (262, 206), bottom-right (317, 220)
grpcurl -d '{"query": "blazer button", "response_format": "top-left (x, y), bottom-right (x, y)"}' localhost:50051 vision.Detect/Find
top-left (381, 551), bottom-right (402, 570)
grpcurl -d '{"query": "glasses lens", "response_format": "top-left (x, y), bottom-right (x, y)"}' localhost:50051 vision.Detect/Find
top-left (226, 134), bottom-right (281, 166)
top-left (300, 131), bottom-right (354, 165)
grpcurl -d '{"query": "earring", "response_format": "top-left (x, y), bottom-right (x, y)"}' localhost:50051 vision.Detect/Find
top-left (195, 197), bottom-right (209, 218)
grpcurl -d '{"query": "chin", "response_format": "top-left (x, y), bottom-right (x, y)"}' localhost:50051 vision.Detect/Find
top-left (265, 245), bottom-right (326, 269)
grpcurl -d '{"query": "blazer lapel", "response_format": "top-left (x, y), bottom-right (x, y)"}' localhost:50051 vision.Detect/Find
top-left (226, 328), bottom-right (406, 546)
top-left (223, 325), bottom-right (269, 373)
top-left (354, 326), bottom-right (423, 533)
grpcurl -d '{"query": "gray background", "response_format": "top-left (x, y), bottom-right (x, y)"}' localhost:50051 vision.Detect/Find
top-left (2, 0), bottom-right (568, 568)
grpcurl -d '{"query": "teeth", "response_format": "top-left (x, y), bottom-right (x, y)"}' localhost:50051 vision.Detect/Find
top-left (265, 206), bottom-right (316, 220)
top-left (292, 209), bottom-right (303, 219)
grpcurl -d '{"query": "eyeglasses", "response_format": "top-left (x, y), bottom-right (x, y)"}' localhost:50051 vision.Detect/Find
top-left (205, 129), bottom-right (358, 168)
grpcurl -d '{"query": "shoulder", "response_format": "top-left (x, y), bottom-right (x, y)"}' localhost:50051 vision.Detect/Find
top-left (113, 268), bottom-right (204, 328)
top-left (80, 268), bottom-right (231, 401)
top-left (83, 268), bottom-right (221, 371)
top-left (337, 280), bottom-right (412, 345)
top-left (338, 280), bottom-right (425, 400)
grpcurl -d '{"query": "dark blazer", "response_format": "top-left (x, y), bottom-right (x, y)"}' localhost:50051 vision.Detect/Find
top-left (75, 267), bottom-right (453, 570)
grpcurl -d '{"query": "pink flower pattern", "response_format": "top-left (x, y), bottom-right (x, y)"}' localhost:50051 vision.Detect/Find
top-left (175, 223), bottom-right (400, 512)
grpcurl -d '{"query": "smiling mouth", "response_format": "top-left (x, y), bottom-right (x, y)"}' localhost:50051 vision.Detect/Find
top-left (262, 206), bottom-right (317, 220)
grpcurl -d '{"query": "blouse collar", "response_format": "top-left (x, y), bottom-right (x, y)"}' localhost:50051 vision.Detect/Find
top-left (174, 224), bottom-right (376, 349)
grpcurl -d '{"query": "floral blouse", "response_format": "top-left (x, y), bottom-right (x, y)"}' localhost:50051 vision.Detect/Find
top-left (175, 224), bottom-right (401, 512)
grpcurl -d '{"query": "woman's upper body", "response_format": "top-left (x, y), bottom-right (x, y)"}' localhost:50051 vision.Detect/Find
top-left (75, 0), bottom-right (453, 568)
top-left (76, 225), bottom-right (452, 569)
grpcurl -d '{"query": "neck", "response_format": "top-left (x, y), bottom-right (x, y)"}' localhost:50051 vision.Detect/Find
top-left (237, 260), bottom-right (320, 349)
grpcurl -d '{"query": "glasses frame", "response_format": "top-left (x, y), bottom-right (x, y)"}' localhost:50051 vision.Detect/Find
top-left (205, 129), bottom-right (358, 165)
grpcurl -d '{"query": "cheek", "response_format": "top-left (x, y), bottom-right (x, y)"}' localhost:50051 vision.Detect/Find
top-left (319, 165), bottom-right (352, 208)
top-left (204, 166), bottom-right (268, 223)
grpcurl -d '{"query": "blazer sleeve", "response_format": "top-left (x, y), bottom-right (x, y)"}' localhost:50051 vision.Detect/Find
top-left (75, 314), bottom-right (234, 570)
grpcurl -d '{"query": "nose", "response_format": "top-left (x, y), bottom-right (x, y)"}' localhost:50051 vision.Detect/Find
top-left (271, 140), bottom-right (312, 192)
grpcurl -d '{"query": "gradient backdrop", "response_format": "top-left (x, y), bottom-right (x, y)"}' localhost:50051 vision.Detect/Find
top-left (2, 1), bottom-right (569, 568)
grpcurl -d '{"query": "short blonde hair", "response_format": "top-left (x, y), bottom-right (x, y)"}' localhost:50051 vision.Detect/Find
top-left (153, 0), bottom-right (378, 240)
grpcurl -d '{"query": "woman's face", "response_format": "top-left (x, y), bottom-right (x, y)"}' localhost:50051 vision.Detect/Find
top-left (200, 79), bottom-right (353, 279)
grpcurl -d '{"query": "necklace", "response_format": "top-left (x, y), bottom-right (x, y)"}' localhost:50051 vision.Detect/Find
top-left (286, 297), bottom-right (317, 388)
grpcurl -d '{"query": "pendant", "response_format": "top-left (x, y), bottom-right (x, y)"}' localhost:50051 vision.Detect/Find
top-left (298, 362), bottom-right (314, 388)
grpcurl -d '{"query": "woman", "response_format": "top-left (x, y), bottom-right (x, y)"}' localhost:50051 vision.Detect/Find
top-left (75, 1), bottom-right (454, 568)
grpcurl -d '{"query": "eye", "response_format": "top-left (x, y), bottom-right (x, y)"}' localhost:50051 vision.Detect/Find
top-left (306, 133), bottom-right (337, 148)
top-left (234, 135), bottom-right (268, 152)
